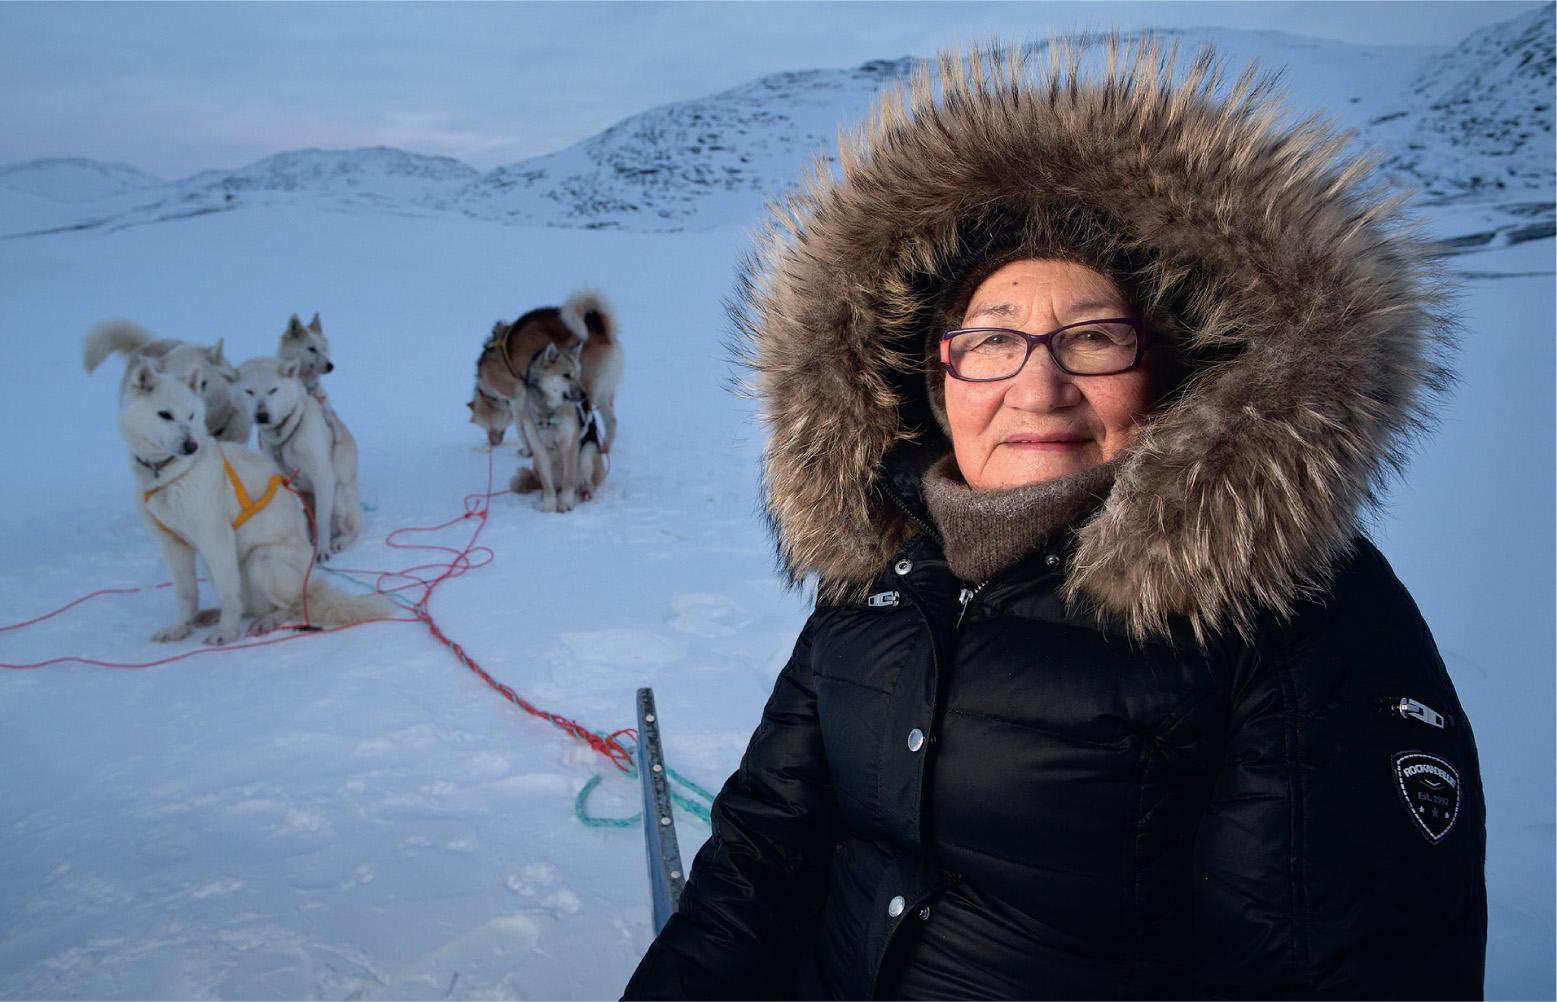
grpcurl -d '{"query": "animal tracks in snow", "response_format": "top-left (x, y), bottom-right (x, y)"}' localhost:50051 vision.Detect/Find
top-left (506, 862), bottom-right (582, 916)
top-left (664, 593), bottom-right (748, 637)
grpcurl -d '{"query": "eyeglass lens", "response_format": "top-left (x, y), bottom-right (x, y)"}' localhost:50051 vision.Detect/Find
top-left (946, 321), bottom-right (1139, 378)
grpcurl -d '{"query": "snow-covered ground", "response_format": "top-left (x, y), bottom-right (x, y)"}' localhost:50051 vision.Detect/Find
top-left (0, 13), bottom-right (1552, 1000)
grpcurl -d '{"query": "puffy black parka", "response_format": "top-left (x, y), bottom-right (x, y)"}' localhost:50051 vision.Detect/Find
top-left (626, 34), bottom-right (1487, 1000)
top-left (625, 469), bottom-right (1485, 1000)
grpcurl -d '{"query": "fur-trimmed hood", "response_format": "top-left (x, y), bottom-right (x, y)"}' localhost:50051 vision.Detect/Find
top-left (733, 38), bottom-right (1455, 641)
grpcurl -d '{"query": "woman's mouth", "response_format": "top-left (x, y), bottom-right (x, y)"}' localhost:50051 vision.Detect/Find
top-left (1001, 434), bottom-right (1090, 450)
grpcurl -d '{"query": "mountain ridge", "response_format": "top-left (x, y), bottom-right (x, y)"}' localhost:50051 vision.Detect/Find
top-left (1, 11), bottom-right (1551, 249)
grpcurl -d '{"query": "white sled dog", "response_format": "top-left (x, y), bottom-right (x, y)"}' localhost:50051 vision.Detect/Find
top-left (469, 290), bottom-right (623, 456)
top-left (84, 320), bottom-right (251, 443)
top-left (509, 341), bottom-right (606, 512)
top-left (236, 355), bottom-right (364, 558)
top-left (276, 311), bottom-right (357, 446)
top-left (276, 313), bottom-right (333, 392)
top-left (108, 360), bottom-right (391, 644)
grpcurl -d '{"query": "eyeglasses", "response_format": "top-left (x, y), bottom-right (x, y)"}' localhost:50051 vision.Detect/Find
top-left (940, 318), bottom-right (1146, 381)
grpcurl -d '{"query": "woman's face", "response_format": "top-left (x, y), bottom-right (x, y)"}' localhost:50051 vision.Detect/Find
top-left (944, 258), bottom-right (1152, 489)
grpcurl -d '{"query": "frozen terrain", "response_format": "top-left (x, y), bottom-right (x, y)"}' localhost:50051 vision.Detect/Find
top-left (0, 11), bottom-right (1552, 1000)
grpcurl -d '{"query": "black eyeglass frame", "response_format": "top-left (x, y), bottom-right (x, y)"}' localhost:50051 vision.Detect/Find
top-left (940, 317), bottom-right (1147, 381)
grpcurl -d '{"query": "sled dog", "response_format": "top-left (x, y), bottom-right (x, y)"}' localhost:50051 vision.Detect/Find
top-left (470, 290), bottom-right (622, 455)
top-left (276, 313), bottom-right (333, 393)
top-left (467, 385), bottom-right (517, 447)
top-left (84, 320), bottom-right (250, 443)
top-left (236, 355), bottom-right (363, 558)
top-left (509, 341), bottom-right (606, 513)
top-left (112, 361), bottom-right (391, 644)
top-left (276, 311), bottom-right (356, 447)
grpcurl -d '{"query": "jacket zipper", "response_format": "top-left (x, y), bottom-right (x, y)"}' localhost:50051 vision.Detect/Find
top-left (878, 476), bottom-right (943, 546)
top-left (956, 582), bottom-right (988, 628)
top-left (879, 476), bottom-right (993, 626)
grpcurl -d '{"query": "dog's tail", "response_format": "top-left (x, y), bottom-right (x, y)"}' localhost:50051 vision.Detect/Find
top-left (83, 320), bottom-right (155, 374)
top-left (303, 578), bottom-right (397, 628)
top-left (562, 290), bottom-right (616, 345)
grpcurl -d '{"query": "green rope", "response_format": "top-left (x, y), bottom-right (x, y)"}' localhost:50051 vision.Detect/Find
top-left (574, 759), bottom-right (717, 829)
top-left (668, 767), bottom-right (717, 805)
top-left (575, 775), bottom-right (639, 828)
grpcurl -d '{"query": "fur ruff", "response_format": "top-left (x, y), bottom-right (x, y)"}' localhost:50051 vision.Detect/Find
top-left (732, 37), bottom-right (1456, 642)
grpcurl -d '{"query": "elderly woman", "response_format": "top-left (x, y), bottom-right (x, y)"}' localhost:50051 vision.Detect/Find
top-left (624, 39), bottom-right (1486, 1000)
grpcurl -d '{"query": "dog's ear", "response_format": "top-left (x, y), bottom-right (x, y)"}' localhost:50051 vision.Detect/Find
top-left (283, 315), bottom-right (305, 341)
top-left (207, 338), bottom-right (228, 365)
top-left (308, 313), bottom-right (322, 333)
top-left (182, 367), bottom-right (202, 395)
top-left (540, 343), bottom-right (559, 364)
top-left (567, 342), bottom-right (583, 363)
top-left (279, 357), bottom-right (301, 380)
top-left (129, 361), bottom-right (161, 396)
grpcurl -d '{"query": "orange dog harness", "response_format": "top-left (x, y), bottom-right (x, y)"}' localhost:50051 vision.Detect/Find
top-left (144, 457), bottom-right (287, 537)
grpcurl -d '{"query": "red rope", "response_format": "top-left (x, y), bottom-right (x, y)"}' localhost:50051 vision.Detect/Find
top-left (1, 443), bottom-right (636, 776)
top-left (375, 444), bottom-right (634, 773)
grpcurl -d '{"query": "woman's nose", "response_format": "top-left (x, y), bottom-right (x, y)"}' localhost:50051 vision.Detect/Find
top-left (1004, 346), bottom-right (1082, 411)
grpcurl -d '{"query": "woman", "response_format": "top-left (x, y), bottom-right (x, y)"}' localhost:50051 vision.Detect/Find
top-left (625, 38), bottom-right (1486, 1000)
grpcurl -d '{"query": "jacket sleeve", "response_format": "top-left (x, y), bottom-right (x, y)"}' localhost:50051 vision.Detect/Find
top-left (623, 611), bottom-right (844, 1000)
top-left (1192, 540), bottom-right (1487, 1000)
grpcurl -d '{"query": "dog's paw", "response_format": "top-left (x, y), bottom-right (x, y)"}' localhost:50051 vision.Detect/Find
top-left (247, 612), bottom-right (287, 635)
top-left (204, 624), bottom-right (243, 646)
top-left (194, 608), bottom-right (221, 627)
top-left (152, 622), bottom-right (192, 643)
top-left (539, 495), bottom-right (558, 513)
top-left (557, 492), bottom-right (577, 513)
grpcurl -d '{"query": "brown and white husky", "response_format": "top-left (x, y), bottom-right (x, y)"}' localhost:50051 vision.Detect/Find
top-left (468, 290), bottom-right (623, 457)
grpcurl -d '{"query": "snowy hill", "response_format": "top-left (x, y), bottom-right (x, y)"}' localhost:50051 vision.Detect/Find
top-left (1364, 3), bottom-right (1556, 252)
top-left (0, 156), bottom-right (164, 201)
top-left (438, 57), bottom-right (914, 228)
top-left (1, 10), bottom-right (1552, 246)
top-left (1374, 1), bottom-right (1554, 199)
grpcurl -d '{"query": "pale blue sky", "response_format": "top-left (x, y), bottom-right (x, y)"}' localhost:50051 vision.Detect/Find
top-left (0, 1), bottom-right (1544, 178)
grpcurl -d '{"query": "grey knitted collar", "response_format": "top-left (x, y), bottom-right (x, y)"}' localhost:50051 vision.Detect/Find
top-left (921, 454), bottom-right (1116, 584)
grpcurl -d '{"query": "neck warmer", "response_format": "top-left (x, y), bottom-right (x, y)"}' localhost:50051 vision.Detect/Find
top-left (922, 454), bottom-right (1116, 583)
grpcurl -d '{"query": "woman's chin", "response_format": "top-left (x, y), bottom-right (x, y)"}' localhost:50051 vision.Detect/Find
top-left (971, 445), bottom-right (1103, 489)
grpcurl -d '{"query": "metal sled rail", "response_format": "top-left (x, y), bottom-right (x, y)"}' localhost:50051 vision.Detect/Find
top-left (638, 687), bottom-right (686, 933)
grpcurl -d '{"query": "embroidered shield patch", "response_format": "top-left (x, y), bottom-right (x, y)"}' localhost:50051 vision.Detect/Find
top-left (1393, 751), bottom-right (1461, 844)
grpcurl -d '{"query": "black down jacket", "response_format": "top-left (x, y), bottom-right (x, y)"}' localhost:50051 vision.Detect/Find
top-left (624, 480), bottom-right (1485, 1000)
top-left (627, 34), bottom-right (1487, 1001)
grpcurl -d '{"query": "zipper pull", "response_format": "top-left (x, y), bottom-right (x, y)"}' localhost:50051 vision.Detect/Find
top-left (956, 585), bottom-right (984, 627)
top-left (867, 590), bottom-right (900, 608)
top-left (1382, 696), bottom-right (1451, 729)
